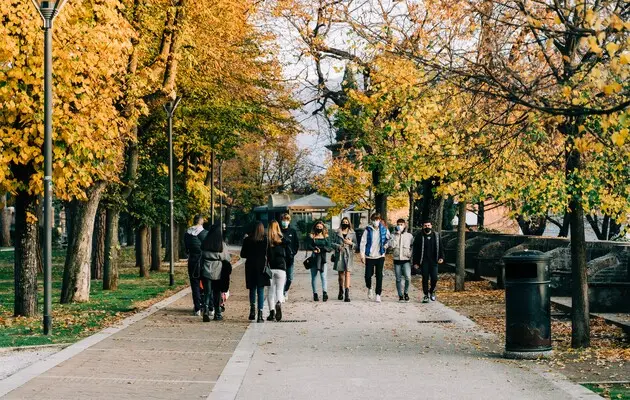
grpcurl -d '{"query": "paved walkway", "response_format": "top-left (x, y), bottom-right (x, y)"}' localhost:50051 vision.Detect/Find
top-left (1, 253), bottom-right (597, 399)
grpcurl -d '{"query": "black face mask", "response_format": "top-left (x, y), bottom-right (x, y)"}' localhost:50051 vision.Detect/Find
top-left (423, 227), bottom-right (432, 234)
top-left (341, 224), bottom-right (350, 229)
top-left (315, 228), bottom-right (323, 234)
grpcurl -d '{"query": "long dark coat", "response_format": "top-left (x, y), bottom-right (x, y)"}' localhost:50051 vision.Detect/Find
top-left (241, 236), bottom-right (271, 289)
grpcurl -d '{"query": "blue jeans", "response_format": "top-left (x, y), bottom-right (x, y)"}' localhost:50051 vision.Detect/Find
top-left (394, 262), bottom-right (411, 297)
top-left (311, 263), bottom-right (328, 293)
top-left (284, 261), bottom-right (295, 293)
top-left (249, 286), bottom-right (265, 310)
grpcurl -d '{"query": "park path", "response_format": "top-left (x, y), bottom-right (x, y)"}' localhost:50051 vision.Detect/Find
top-left (2, 250), bottom-right (597, 399)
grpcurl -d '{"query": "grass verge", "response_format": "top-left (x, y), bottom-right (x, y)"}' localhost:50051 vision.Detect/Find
top-left (0, 247), bottom-right (187, 348)
top-left (583, 384), bottom-right (630, 399)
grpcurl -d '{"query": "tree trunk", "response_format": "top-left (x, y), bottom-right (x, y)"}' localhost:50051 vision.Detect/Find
top-left (60, 183), bottom-right (106, 303)
top-left (516, 215), bottom-right (546, 236)
top-left (434, 196), bottom-right (445, 232)
top-left (372, 168), bottom-right (387, 222)
top-left (567, 144), bottom-right (590, 348)
top-left (151, 225), bottom-right (162, 271)
top-left (136, 225), bottom-right (150, 277)
top-left (477, 201), bottom-right (485, 230)
top-left (408, 189), bottom-right (415, 232)
top-left (103, 208), bottom-right (119, 290)
top-left (420, 179), bottom-right (442, 227)
top-left (125, 219), bottom-right (135, 247)
top-left (0, 193), bottom-right (11, 247)
top-left (91, 207), bottom-right (106, 280)
top-left (455, 201), bottom-right (467, 292)
top-left (559, 212), bottom-right (571, 237)
top-left (178, 222), bottom-right (186, 260)
top-left (13, 191), bottom-right (39, 316)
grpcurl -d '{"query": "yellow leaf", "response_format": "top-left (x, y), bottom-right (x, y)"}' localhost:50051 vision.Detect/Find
top-left (620, 52), bottom-right (630, 65)
top-left (605, 42), bottom-right (619, 57)
top-left (603, 82), bottom-right (622, 95)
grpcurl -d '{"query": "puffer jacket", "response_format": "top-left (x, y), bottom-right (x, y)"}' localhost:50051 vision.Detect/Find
top-left (201, 246), bottom-right (231, 280)
top-left (389, 230), bottom-right (414, 261)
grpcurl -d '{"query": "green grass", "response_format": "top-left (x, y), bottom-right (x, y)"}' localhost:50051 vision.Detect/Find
top-left (0, 247), bottom-right (187, 348)
top-left (584, 384), bottom-right (630, 399)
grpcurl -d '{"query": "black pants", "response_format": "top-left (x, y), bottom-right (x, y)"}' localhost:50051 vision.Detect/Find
top-left (365, 258), bottom-right (385, 295)
top-left (202, 278), bottom-right (222, 315)
top-left (188, 262), bottom-right (203, 312)
top-left (421, 263), bottom-right (438, 295)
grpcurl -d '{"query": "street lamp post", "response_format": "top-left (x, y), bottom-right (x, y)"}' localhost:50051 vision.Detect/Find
top-left (163, 97), bottom-right (181, 287)
top-left (219, 160), bottom-right (223, 230)
top-left (31, 0), bottom-right (68, 336)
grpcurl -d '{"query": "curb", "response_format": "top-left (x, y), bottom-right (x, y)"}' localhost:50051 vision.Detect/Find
top-left (0, 286), bottom-right (192, 397)
top-left (0, 343), bottom-right (72, 353)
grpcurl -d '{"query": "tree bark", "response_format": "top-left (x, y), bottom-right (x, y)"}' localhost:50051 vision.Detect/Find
top-left (91, 207), bottom-right (106, 280)
top-left (567, 142), bottom-right (590, 348)
top-left (0, 193), bottom-right (11, 247)
top-left (136, 225), bottom-right (150, 277)
top-left (455, 201), bottom-right (467, 292)
top-left (65, 202), bottom-right (75, 248)
top-left (434, 196), bottom-right (445, 232)
top-left (13, 190), bottom-right (39, 316)
top-left (477, 201), bottom-right (485, 230)
top-left (408, 189), bottom-right (415, 232)
top-left (103, 208), bottom-right (119, 290)
top-left (559, 212), bottom-right (571, 237)
top-left (60, 183), bottom-right (106, 303)
top-left (150, 225), bottom-right (162, 271)
top-left (372, 168), bottom-right (387, 222)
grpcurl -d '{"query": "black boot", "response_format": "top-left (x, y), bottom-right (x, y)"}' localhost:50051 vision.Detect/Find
top-left (338, 286), bottom-right (344, 300)
top-left (267, 310), bottom-right (275, 321)
top-left (275, 301), bottom-right (282, 321)
top-left (313, 293), bottom-right (319, 302)
top-left (344, 288), bottom-right (350, 302)
top-left (323, 291), bottom-right (328, 302)
top-left (202, 307), bottom-right (211, 322)
top-left (248, 304), bottom-right (255, 321)
top-left (214, 311), bottom-right (223, 321)
top-left (257, 309), bottom-right (264, 323)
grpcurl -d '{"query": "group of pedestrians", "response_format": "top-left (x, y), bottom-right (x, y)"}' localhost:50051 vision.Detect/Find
top-left (184, 215), bottom-right (232, 322)
top-left (185, 211), bottom-right (445, 323)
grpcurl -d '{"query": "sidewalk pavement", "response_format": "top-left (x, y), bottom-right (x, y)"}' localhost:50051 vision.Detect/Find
top-left (2, 252), bottom-right (598, 399)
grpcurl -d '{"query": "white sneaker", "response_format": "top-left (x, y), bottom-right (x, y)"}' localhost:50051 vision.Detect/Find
top-left (368, 288), bottom-right (374, 300)
top-left (209, 309), bottom-right (215, 318)
top-left (375, 295), bottom-right (381, 303)
top-left (283, 292), bottom-right (288, 302)
top-left (194, 310), bottom-right (202, 316)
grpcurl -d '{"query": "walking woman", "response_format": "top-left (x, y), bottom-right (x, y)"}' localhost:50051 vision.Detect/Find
top-left (266, 221), bottom-right (289, 321)
top-left (200, 224), bottom-right (231, 321)
top-left (241, 222), bottom-right (271, 322)
top-left (333, 217), bottom-right (356, 302)
top-left (307, 220), bottom-right (333, 302)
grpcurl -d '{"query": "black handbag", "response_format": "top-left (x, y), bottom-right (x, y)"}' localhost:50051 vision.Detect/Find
top-left (303, 252), bottom-right (313, 270)
top-left (264, 242), bottom-right (273, 279)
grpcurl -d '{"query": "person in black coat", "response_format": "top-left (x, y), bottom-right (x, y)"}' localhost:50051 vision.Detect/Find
top-left (184, 215), bottom-right (208, 316)
top-left (240, 222), bottom-right (270, 323)
top-left (266, 221), bottom-right (290, 321)
top-left (280, 213), bottom-right (300, 300)
top-left (412, 220), bottom-right (445, 303)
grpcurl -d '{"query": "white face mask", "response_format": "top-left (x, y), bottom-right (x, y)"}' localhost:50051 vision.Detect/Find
top-left (396, 225), bottom-right (404, 231)
top-left (281, 221), bottom-right (289, 229)
top-left (372, 220), bottom-right (380, 228)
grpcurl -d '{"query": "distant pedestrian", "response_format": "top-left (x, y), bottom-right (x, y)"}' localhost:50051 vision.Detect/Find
top-left (266, 221), bottom-right (290, 321)
top-left (389, 218), bottom-right (414, 302)
top-left (412, 221), bottom-right (445, 303)
top-left (200, 224), bottom-right (231, 321)
top-left (280, 213), bottom-right (299, 301)
top-left (307, 220), bottom-right (333, 302)
top-left (184, 215), bottom-right (208, 316)
top-left (360, 213), bottom-right (390, 303)
top-left (333, 217), bottom-right (356, 302)
top-left (241, 222), bottom-right (271, 322)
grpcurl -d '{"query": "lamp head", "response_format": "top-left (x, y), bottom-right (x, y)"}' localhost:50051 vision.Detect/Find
top-left (32, 0), bottom-right (68, 21)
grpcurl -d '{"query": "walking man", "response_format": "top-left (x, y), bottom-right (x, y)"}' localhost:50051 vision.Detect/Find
top-left (412, 220), bottom-right (444, 303)
top-left (360, 213), bottom-right (390, 303)
top-left (184, 215), bottom-right (208, 315)
top-left (280, 213), bottom-right (299, 301)
top-left (390, 218), bottom-right (414, 302)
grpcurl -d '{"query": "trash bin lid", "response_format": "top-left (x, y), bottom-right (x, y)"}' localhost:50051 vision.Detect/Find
top-left (502, 250), bottom-right (550, 262)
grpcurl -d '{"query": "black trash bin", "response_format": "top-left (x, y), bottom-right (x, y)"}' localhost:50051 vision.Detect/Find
top-left (503, 250), bottom-right (552, 359)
